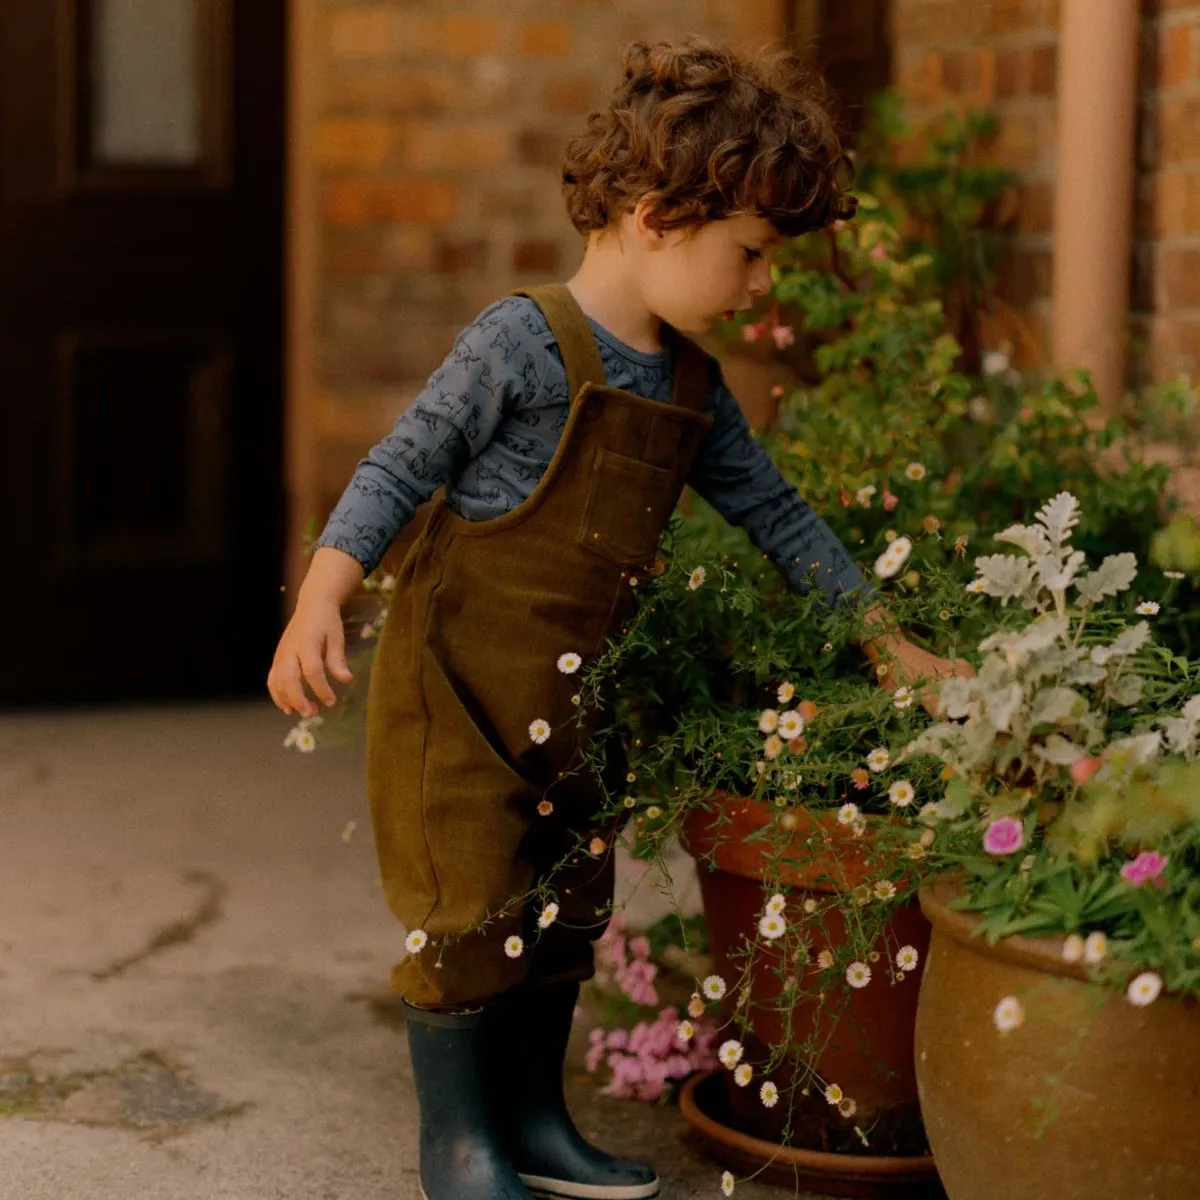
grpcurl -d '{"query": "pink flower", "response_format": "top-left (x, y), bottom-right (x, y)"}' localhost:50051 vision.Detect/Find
top-left (629, 935), bottom-right (651, 960)
top-left (742, 322), bottom-right (765, 343)
top-left (1070, 755), bottom-right (1102, 785)
top-left (1120, 851), bottom-right (1169, 889)
top-left (870, 244), bottom-right (888, 262)
top-left (882, 490), bottom-right (900, 512)
top-left (771, 324), bottom-right (795, 350)
top-left (983, 816), bottom-right (1025, 856)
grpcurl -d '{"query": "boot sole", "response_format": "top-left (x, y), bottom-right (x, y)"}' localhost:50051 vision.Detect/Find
top-left (520, 1174), bottom-right (661, 1200)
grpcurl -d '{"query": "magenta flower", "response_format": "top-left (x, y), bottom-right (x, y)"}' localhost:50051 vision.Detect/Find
top-left (983, 816), bottom-right (1025, 856)
top-left (742, 322), bottom-right (764, 343)
top-left (771, 324), bottom-right (796, 350)
top-left (1120, 851), bottom-right (1169, 889)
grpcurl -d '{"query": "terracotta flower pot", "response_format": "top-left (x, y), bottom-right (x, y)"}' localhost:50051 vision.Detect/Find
top-left (916, 874), bottom-right (1200, 1200)
top-left (679, 798), bottom-right (943, 1197)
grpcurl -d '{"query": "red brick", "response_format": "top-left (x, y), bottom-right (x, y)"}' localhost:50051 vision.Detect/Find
top-left (324, 68), bottom-right (458, 115)
top-left (543, 78), bottom-right (597, 116)
top-left (1159, 96), bottom-right (1200, 164)
top-left (519, 19), bottom-right (573, 58)
top-left (892, 0), bottom-right (987, 43)
top-left (1153, 170), bottom-right (1189, 235)
top-left (990, 0), bottom-right (1056, 35)
top-left (1028, 43), bottom-right (1058, 95)
top-left (941, 49), bottom-right (996, 102)
top-left (995, 49), bottom-right (1022, 99)
top-left (328, 7), bottom-right (402, 61)
top-left (396, 121), bottom-right (511, 171)
top-left (1184, 172), bottom-right (1200, 231)
top-left (1016, 180), bottom-right (1055, 234)
top-left (316, 120), bottom-right (394, 171)
top-left (441, 14), bottom-right (505, 58)
top-left (1160, 24), bottom-right (1195, 89)
top-left (435, 238), bottom-right (489, 274)
top-left (325, 228), bottom-right (434, 274)
top-left (513, 240), bottom-right (562, 274)
top-left (895, 52), bottom-right (945, 108)
top-left (1158, 245), bottom-right (1200, 308)
top-left (324, 179), bottom-right (459, 226)
top-left (518, 128), bottom-right (567, 169)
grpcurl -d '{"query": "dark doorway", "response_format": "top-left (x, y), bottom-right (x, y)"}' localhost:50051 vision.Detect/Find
top-left (811, 0), bottom-right (894, 133)
top-left (0, 0), bottom-right (286, 706)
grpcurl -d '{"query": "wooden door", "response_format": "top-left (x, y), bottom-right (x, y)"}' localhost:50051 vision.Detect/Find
top-left (0, 0), bottom-right (286, 706)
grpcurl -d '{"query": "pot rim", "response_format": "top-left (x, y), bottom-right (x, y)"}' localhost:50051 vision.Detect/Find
top-left (918, 872), bottom-right (1102, 984)
top-left (678, 1069), bottom-right (939, 1180)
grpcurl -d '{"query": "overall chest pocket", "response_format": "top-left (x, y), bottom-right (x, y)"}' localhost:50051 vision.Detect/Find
top-left (579, 448), bottom-right (677, 566)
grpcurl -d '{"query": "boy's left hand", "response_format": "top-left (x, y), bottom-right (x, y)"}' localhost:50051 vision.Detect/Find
top-left (885, 639), bottom-right (974, 718)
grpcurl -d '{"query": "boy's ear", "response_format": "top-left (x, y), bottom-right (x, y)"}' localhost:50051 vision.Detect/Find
top-left (632, 193), bottom-right (669, 241)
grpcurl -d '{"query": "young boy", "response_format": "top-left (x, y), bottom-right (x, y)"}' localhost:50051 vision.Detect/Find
top-left (269, 38), bottom-right (962, 1200)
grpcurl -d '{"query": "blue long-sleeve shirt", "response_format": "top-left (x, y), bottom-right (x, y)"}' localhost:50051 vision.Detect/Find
top-left (316, 295), bottom-right (866, 606)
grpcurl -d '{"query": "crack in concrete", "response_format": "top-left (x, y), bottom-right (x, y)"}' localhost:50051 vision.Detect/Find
top-left (91, 870), bottom-right (226, 982)
top-left (0, 1050), bottom-right (248, 1138)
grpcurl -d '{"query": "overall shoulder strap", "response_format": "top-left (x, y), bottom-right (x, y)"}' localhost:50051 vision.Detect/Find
top-left (507, 284), bottom-right (606, 401)
top-left (666, 329), bottom-right (715, 414)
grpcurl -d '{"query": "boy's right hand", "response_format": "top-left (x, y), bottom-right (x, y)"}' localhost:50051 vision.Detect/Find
top-left (267, 597), bottom-right (354, 718)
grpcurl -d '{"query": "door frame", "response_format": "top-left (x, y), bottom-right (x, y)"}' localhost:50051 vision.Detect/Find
top-left (284, 0), bottom-right (318, 608)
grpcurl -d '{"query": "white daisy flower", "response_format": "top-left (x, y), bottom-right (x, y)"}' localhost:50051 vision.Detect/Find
top-left (905, 462), bottom-right (927, 481)
top-left (896, 945), bottom-right (920, 972)
top-left (888, 780), bottom-right (915, 807)
top-left (817, 949), bottom-right (834, 969)
top-left (846, 961), bottom-right (872, 989)
top-left (867, 747), bottom-right (890, 773)
top-left (803, 898), bottom-right (817, 914)
top-left (838, 1097), bottom-right (858, 1118)
top-left (759, 913), bottom-right (786, 939)
top-left (874, 880), bottom-right (897, 901)
top-left (688, 994), bottom-right (705, 1019)
top-left (688, 566), bottom-right (707, 590)
top-left (837, 803), bottom-right (861, 826)
top-left (982, 350), bottom-right (1010, 376)
top-left (1084, 931), bottom-right (1108, 964)
top-left (702, 974), bottom-right (727, 1001)
top-left (295, 730), bottom-right (317, 753)
top-left (677, 1020), bottom-right (695, 1044)
top-left (966, 578), bottom-right (986, 594)
top-left (1061, 934), bottom-right (1085, 964)
top-left (718, 1040), bottom-right (744, 1069)
top-left (734, 1063), bottom-right (753, 1087)
top-left (556, 652), bottom-right (582, 674)
top-left (892, 686), bottom-right (915, 711)
top-left (504, 935), bottom-right (524, 959)
top-left (993, 995), bottom-right (1025, 1032)
top-left (405, 929), bottom-right (428, 954)
top-left (759, 1081), bottom-right (779, 1108)
top-left (758, 708), bottom-right (780, 733)
top-left (721, 1170), bottom-right (736, 1196)
top-left (824, 1082), bottom-right (843, 1105)
top-left (856, 485), bottom-right (877, 507)
top-left (1136, 601), bottom-right (1160, 616)
top-left (537, 903), bottom-right (559, 930)
top-left (528, 719), bottom-right (551, 744)
top-left (766, 893), bottom-right (786, 915)
top-left (763, 735), bottom-right (784, 760)
top-left (1127, 972), bottom-right (1163, 1007)
top-left (1164, 570), bottom-right (1186, 580)
top-left (874, 537), bottom-right (913, 579)
top-left (777, 681), bottom-right (795, 704)
top-left (778, 710), bottom-right (805, 739)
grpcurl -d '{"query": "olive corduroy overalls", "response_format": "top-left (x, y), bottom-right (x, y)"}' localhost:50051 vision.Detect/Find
top-left (366, 284), bottom-right (715, 1007)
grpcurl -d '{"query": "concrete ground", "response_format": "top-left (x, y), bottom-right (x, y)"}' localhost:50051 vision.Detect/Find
top-left (0, 701), bottom-right (829, 1199)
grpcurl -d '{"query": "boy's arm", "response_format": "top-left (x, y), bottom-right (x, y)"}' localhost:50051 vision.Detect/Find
top-left (688, 379), bottom-right (971, 709)
top-left (686, 379), bottom-right (869, 607)
top-left (313, 298), bottom-right (529, 579)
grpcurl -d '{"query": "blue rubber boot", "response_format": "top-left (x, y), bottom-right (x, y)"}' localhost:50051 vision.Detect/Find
top-left (487, 982), bottom-right (660, 1200)
top-left (404, 1002), bottom-right (532, 1200)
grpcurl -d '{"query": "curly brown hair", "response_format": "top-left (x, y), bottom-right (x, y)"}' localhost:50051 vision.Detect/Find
top-left (562, 39), bottom-right (856, 238)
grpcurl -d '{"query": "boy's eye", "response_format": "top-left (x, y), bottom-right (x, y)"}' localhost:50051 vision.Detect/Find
top-left (743, 247), bottom-right (763, 262)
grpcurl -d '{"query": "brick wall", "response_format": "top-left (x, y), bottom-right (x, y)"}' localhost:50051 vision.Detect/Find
top-left (890, 0), bottom-right (1200, 384)
top-left (310, 0), bottom-right (787, 529)
top-left (890, 0), bottom-right (1059, 367)
top-left (1138, 0), bottom-right (1200, 382)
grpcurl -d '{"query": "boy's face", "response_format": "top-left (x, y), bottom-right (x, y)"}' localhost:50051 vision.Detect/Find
top-left (633, 208), bottom-right (781, 334)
